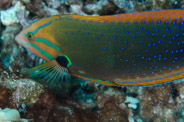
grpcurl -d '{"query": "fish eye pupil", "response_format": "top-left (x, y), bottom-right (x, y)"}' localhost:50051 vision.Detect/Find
top-left (27, 32), bottom-right (32, 41)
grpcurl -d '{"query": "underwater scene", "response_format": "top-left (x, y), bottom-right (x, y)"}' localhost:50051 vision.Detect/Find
top-left (1, 0), bottom-right (184, 121)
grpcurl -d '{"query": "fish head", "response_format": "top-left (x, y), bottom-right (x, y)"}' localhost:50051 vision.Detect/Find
top-left (15, 19), bottom-right (61, 61)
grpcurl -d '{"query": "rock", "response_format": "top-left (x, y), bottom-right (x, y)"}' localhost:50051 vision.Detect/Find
top-left (0, 85), bottom-right (12, 108)
top-left (69, 81), bottom-right (97, 109)
top-left (0, 108), bottom-right (28, 122)
top-left (137, 84), bottom-right (179, 121)
top-left (0, 1), bottom-right (29, 26)
top-left (21, 0), bottom-right (31, 4)
top-left (70, 4), bottom-right (84, 14)
top-left (101, 100), bottom-right (129, 122)
top-left (97, 0), bottom-right (124, 15)
top-left (124, 96), bottom-right (139, 109)
top-left (0, 78), bottom-right (44, 105)
top-left (22, 0), bottom-right (46, 17)
top-left (97, 87), bottom-right (125, 108)
top-left (44, 0), bottom-right (61, 9)
top-left (22, 0), bottom-right (65, 17)
top-left (83, 0), bottom-right (108, 15)
top-left (60, 0), bottom-right (83, 5)
top-left (1, 23), bottom-right (22, 69)
top-left (0, 0), bottom-right (12, 10)
top-left (113, 0), bottom-right (135, 12)
top-left (0, 22), bottom-right (1, 39)
top-left (43, 6), bottom-right (60, 15)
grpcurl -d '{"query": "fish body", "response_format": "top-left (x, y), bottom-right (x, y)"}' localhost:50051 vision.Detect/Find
top-left (16, 9), bottom-right (184, 87)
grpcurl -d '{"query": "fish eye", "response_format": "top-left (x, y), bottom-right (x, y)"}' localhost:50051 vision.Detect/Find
top-left (27, 32), bottom-right (33, 41)
top-left (56, 54), bottom-right (72, 68)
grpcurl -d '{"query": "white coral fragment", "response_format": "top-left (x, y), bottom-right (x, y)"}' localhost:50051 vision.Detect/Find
top-left (1, 1), bottom-right (29, 26)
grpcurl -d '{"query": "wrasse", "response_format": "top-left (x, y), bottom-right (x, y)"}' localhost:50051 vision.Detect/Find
top-left (16, 9), bottom-right (184, 87)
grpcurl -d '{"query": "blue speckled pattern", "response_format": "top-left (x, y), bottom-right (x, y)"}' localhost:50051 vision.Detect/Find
top-left (15, 10), bottom-right (184, 86)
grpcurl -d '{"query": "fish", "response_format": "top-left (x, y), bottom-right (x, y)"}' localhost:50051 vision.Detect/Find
top-left (15, 9), bottom-right (184, 87)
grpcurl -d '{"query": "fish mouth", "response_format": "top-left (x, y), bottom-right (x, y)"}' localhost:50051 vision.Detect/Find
top-left (15, 32), bottom-right (28, 45)
top-left (15, 35), bottom-right (21, 44)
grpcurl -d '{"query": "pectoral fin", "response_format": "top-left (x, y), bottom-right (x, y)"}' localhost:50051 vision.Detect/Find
top-left (22, 60), bottom-right (71, 86)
